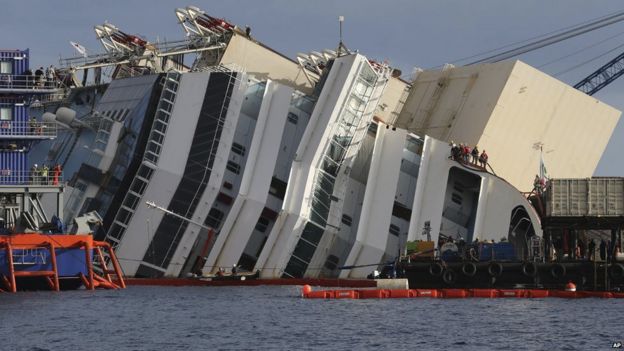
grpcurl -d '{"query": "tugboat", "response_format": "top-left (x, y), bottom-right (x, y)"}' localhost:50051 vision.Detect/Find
top-left (0, 48), bottom-right (125, 292)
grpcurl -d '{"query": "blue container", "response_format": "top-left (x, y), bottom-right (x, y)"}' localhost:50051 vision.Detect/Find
top-left (478, 242), bottom-right (516, 261)
top-left (0, 49), bottom-right (29, 75)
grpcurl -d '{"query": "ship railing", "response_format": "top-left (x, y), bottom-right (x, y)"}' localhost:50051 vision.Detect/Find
top-left (29, 92), bottom-right (69, 107)
top-left (0, 121), bottom-right (57, 139)
top-left (59, 52), bottom-right (115, 69)
top-left (0, 74), bottom-right (62, 91)
top-left (195, 62), bottom-right (246, 74)
top-left (0, 170), bottom-right (64, 187)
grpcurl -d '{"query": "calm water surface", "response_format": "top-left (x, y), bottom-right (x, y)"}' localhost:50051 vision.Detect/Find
top-left (0, 285), bottom-right (621, 350)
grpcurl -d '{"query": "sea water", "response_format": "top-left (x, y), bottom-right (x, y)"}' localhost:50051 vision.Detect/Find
top-left (0, 285), bottom-right (620, 350)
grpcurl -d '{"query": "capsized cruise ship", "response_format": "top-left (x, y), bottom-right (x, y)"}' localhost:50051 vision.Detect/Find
top-left (25, 6), bottom-right (620, 279)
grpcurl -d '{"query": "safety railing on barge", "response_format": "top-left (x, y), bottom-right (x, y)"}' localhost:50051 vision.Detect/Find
top-left (0, 121), bottom-right (58, 139)
top-left (0, 74), bottom-right (61, 92)
top-left (0, 170), bottom-right (64, 186)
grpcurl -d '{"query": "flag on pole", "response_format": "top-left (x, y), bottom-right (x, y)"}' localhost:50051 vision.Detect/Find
top-left (539, 152), bottom-right (548, 179)
top-left (70, 41), bottom-right (88, 58)
top-left (539, 149), bottom-right (549, 189)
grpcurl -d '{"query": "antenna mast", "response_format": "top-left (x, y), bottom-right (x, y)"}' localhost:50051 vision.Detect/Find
top-left (337, 15), bottom-right (349, 56)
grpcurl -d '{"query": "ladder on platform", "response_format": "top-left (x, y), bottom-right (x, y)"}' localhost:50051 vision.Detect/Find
top-left (92, 241), bottom-right (126, 289)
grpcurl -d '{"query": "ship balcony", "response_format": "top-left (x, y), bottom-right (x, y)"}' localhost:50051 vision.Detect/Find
top-left (0, 74), bottom-right (62, 94)
top-left (0, 170), bottom-right (64, 190)
top-left (0, 121), bottom-right (57, 140)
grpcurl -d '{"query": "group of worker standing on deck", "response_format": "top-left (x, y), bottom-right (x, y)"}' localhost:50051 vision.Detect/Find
top-left (549, 236), bottom-right (621, 263)
top-left (30, 163), bottom-right (62, 185)
top-left (449, 142), bottom-right (489, 168)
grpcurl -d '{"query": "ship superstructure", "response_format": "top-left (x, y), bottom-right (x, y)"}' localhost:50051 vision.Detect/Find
top-left (0, 48), bottom-right (62, 235)
top-left (30, 6), bottom-right (621, 280)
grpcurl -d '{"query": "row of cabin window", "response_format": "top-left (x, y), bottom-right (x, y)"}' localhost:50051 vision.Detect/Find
top-left (229, 114), bottom-right (298, 154)
top-left (226, 144), bottom-right (261, 173)
top-left (228, 113), bottom-right (297, 158)
top-left (227, 143), bottom-right (246, 175)
top-left (341, 213), bottom-right (401, 236)
top-left (226, 161), bottom-right (240, 174)
top-left (205, 207), bottom-right (270, 233)
top-left (231, 142), bottom-right (245, 156)
top-left (226, 112), bottom-right (299, 173)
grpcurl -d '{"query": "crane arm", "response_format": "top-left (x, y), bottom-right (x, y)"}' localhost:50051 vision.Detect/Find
top-left (573, 51), bottom-right (624, 96)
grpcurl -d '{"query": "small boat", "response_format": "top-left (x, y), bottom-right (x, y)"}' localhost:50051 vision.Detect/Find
top-left (200, 269), bottom-right (260, 281)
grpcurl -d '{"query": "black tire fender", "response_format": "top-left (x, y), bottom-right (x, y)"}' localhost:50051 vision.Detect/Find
top-left (429, 262), bottom-right (444, 277)
top-left (522, 262), bottom-right (538, 277)
top-left (488, 262), bottom-right (503, 277)
top-left (461, 262), bottom-right (477, 277)
top-left (609, 263), bottom-right (624, 280)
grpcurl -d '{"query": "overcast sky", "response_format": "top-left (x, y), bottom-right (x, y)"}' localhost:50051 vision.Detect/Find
top-left (2, 0), bottom-right (624, 175)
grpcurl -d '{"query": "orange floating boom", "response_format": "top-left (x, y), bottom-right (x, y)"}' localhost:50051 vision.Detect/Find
top-left (301, 285), bottom-right (624, 299)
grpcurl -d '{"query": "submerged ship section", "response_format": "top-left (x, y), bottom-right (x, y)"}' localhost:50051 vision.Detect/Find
top-left (104, 70), bottom-right (247, 277)
top-left (257, 54), bottom-right (391, 278)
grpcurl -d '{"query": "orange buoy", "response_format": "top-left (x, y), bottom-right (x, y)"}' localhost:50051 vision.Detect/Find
top-left (565, 281), bottom-right (577, 292)
top-left (302, 284), bottom-right (312, 297)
